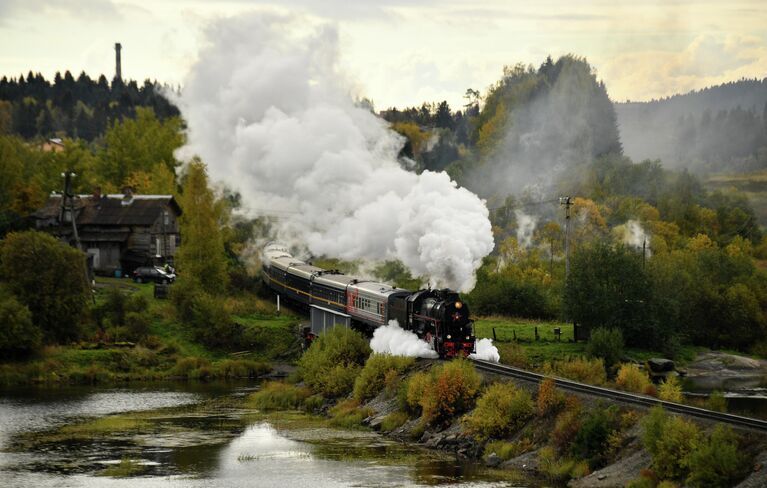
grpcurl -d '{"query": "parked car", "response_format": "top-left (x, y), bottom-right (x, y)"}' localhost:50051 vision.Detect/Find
top-left (132, 266), bottom-right (176, 284)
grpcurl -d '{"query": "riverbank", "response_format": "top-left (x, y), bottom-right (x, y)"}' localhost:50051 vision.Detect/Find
top-left (250, 330), bottom-right (767, 488)
top-left (0, 278), bottom-right (301, 386)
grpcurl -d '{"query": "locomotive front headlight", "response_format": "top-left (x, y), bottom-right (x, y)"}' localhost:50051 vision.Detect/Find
top-left (466, 336), bottom-right (470, 340)
top-left (455, 301), bottom-right (462, 309)
top-left (447, 335), bottom-right (452, 339)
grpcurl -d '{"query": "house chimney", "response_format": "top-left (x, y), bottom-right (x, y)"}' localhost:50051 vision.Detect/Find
top-left (92, 186), bottom-right (102, 200)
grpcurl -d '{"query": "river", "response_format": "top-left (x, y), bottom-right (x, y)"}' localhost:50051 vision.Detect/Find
top-left (0, 382), bottom-right (525, 487)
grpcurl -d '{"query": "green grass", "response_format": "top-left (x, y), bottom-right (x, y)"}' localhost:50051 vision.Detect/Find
top-left (0, 277), bottom-right (295, 386)
top-left (474, 316), bottom-right (573, 342)
top-left (480, 316), bottom-right (705, 369)
top-left (99, 458), bottom-right (146, 478)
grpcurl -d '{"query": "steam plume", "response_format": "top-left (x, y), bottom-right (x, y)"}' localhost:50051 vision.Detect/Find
top-left (370, 320), bottom-right (439, 358)
top-left (515, 209), bottom-right (538, 248)
top-left (175, 13), bottom-right (493, 292)
top-left (620, 220), bottom-right (651, 255)
top-left (469, 338), bottom-right (500, 363)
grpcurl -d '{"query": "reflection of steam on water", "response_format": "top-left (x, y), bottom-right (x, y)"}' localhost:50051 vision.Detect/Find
top-left (469, 338), bottom-right (500, 363)
top-left (370, 320), bottom-right (439, 358)
top-left (174, 13), bottom-right (493, 292)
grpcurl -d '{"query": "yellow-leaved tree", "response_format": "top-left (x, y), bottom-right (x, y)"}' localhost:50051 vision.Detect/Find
top-left (175, 159), bottom-right (228, 294)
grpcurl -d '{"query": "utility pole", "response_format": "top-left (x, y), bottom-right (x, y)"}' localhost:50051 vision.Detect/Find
top-left (642, 238), bottom-right (647, 267)
top-left (62, 171), bottom-right (82, 251)
top-left (61, 171), bottom-right (95, 302)
top-left (559, 196), bottom-right (573, 280)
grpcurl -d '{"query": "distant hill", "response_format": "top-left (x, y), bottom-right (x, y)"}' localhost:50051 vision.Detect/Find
top-left (615, 79), bottom-right (767, 173)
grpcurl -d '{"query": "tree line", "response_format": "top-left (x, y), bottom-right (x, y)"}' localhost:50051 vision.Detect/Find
top-left (0, 71), bottom-right (179, 141)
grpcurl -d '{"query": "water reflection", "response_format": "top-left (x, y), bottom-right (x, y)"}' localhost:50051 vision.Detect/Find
top-left (1, 384), bottom-right (518, 488)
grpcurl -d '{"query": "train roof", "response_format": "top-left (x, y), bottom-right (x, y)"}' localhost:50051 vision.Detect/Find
top-left (263, 242), bottom-right (411, 295)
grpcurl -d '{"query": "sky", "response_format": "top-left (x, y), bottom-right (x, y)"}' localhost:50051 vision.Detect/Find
top-left (1, 0), bottom-right (766, 110)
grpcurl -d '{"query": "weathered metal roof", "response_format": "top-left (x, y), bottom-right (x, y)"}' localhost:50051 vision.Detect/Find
top-left (32, 194), bottom-right (181, 226)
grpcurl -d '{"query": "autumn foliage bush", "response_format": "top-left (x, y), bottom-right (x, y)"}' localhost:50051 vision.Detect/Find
top-left (464, 382), bottom-right (534, 439)
top-left (641, 406), bottom-right (700, 479)
top-left (353, 354), bottom-right (414, 401)
top-left (537, 377), bottom-right (564, 416)
top-left (297, 327), bottom-right (371, 398)
top-left (544, 357), bottom-right (606, 385)
top-left (405, 359), bottom-right (481, 425)
top-left (658, 375), bottom-right (684, 403)
top-left (249, 381), bottom-right (311, 411)
top-left (615, 363), bottom-right (653, 394)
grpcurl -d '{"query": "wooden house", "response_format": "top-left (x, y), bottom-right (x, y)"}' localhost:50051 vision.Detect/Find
top-left (33, 188), bottom-right (181, 275)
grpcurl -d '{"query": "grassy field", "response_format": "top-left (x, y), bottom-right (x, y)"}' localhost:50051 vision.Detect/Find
top-left (474, 315), bottom-right (703, 368)
top-left (0, 277), bottom-right (302, 386)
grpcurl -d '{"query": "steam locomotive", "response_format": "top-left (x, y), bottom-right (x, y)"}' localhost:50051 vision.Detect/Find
top-left (262, 242), bottom-right (475, 358)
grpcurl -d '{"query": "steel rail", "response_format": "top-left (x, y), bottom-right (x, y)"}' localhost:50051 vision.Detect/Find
top-left (471, 358), bottom-right (767, 432)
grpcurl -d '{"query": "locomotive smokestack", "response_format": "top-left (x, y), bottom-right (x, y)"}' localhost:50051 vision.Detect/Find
top-left (115, 42), bottom-right (122, 81)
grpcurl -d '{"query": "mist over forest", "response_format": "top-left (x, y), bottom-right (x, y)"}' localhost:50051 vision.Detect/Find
top-left (616, 79), bottom-right (767, 174)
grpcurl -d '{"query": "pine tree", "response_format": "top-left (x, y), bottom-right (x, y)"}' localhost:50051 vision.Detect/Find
top-left (175, 159), bottom-right (228, 294)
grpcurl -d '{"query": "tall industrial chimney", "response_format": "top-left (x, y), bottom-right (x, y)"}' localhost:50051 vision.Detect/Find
top-left (115, 43), bottom-right (122, 81)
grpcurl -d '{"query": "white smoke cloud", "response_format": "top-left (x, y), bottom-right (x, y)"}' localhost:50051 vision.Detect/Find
top-left (174, 13), bottom-right (493, 292)
top-left (370, 320), bottom-right (439, 358)
top-left (469, 338), bottom-right (500, 363)
top-left (621, 219), bottom-right (651, 256)
top-left (515, 209), bottom-right (538, 248)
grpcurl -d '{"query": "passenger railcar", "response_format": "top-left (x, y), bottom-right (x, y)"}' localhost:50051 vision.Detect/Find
top-left (262, 242), bottom-right (475, 357)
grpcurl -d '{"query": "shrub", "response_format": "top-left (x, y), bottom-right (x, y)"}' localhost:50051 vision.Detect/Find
top-left (538, 446), bottom-right (581, 483)
top-left (496, 342), bottom-right (529, 368)
top-left (380, 411), bottom-right (409, 432)
top-left (404, 371), bottom-right (430, 413)
top-left (657, 482), bottom-right (679, 488)
top-left (0, 231), bottom-right (90, 343)
top-left (537, 377), bottom-right (564, 416)
top-left (329, 399), bottom-right (373, 429)
top-left (571, 405), bottom-right (619, 468)
top-left (171, 356), bottom-right (210, 377)
top-left (485, 439), bottom-right (533, 461)
top-left (706, 391), bottom-right (727, 412)
top-left (625, 475), bottom-right (656, 488)
top-left (297, 327), bottom-right (371, 398)
top-left (586, 327), bottom-right (624, 368)
top-left (464, 382), bottom-right (534, 439)
top-left (658, 375), bottom-right (683, 403)
top-left (545, 357), bottom-right (607, 385)
top-left (249, 381), bottom-right (311, 410)
top-left (214, 359), bottom-right (269, 378)
top-left (303, 394), bottom-right (324, 413)
top-left (552, 408), bottom-right (582, 453)
top-left (407, 360), bottom-right (481, 425)
top-left (0, 287), bottom-right (41, 357)
top-left (353, 354), bottom-right (414, 401)
top-left (686, 425), bottom-right (748, 488)
top-left (641, 406), bottom-right (700, 479)
top-left (615, 363), bottom-right (652, 394)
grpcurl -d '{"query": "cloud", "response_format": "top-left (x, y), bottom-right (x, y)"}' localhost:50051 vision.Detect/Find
top-left (0, 0), bottom-right (122, 22)
top-left (602, 33), bottom-right (767, 101)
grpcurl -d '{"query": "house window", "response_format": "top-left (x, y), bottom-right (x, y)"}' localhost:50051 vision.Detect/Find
top-left (170, 235), bottom-right (176, 254)
top-left (156, 237), bottom-right (162, 257)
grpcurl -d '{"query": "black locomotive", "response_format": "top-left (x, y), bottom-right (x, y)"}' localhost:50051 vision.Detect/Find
top-left (262, 242), bottom-right (475, 357)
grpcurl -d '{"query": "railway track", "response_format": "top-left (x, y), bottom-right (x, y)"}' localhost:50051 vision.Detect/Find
top-left (471, 358), bottom-right (767, 432)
